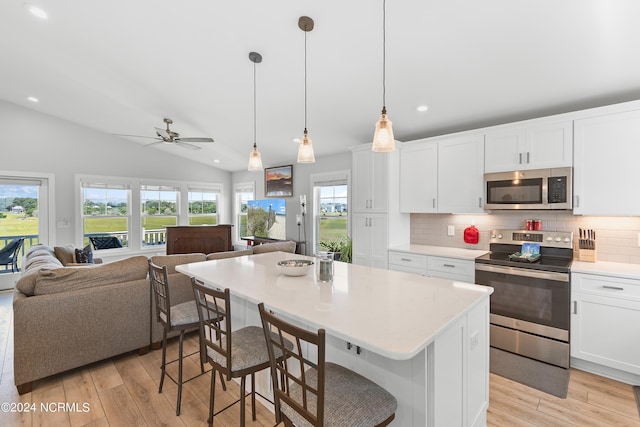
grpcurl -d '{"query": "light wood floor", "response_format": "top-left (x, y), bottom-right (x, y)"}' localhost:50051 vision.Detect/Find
top-left (0, 289), bottom-right (639, 427)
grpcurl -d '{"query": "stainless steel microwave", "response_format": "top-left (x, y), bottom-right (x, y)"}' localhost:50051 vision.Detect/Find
top-left (484, 167), bottom-right (572, 210)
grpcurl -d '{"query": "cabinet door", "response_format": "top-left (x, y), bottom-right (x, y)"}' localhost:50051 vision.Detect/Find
top-left (484, 128), bottom-right (524, 173)
top-left (352, 148), bottom-right (389, 213)
top-left (369, 214), bottom-right (389, 269)
top-left (399, 140), bottom-right (437, 213)
top-left (351, 213), bottom-right (372, 266)
top-left (437, 134), bottom-right (485, 213)
top-left (574, 109), bottom-right (640, 215)
top-left (524, 121), bottom-right (572, 169)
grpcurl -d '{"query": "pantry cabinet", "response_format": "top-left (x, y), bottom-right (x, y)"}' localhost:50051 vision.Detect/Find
top-left (352, 213), bottom-right (389, 269)
top-left (399, 133), bottom-right (484, 214)
top-left (571, 271), bottom-right (640, 380)
top-left (484, 120), bottom-right (572, 173)
top-left (352, 147), bottom-right (388, 213)
top-left (573, 109), bottom-right (640, 216)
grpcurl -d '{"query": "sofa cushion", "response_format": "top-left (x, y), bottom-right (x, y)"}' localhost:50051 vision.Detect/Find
top-left (53, 245), bottom-right (76, 266)
top-left (33, 256), bottom-right (149, 296)
top-left (206, 249), bottom-right (253, 260)
top-left (150, 253), bottom-right (206, 274)
top-left (16, 257), bottom-right (64, 296)
top-left (252, 241), bottom-right (297, 254)
top-left (74, 245), bottom-right (94, 264)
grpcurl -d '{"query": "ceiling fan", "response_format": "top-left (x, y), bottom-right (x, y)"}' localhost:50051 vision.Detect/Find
top-left (114, 118), bottom-right (214, 150)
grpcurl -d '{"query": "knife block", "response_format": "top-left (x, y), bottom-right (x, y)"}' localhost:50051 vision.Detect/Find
top-left (575, 242), bottom-right (597, 262)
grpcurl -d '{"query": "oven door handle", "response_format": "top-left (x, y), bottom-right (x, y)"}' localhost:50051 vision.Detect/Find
top-left (475, 263), bottom-right (569, 282)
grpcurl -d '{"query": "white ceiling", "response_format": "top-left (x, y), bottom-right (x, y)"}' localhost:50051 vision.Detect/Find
top-left (3, 0), bottom-right (640, 172)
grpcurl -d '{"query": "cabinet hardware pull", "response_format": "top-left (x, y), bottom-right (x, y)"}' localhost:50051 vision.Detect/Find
top-left (478, 197), bottom-right (482, 208)
top-left (575, 195), bottom-right (580, 208)
top-left (602, 285), bottom-right (624, 291)
top-left (443, 264), bottom-right (455, 268)
top-left (573, 301), bottom-right (577, 314)
top-left (519, 153), bottom-right (523, 164)
top-left (356, 346), bottom-right (362, 355)
top-left (526, 152), bottom-right (530, 163)
top-left (347, 342), bottom-right (352, 350)
top-left (432, 198), bottom-right (436, 209)
top-left (401, 258), bottom-right (412, 262)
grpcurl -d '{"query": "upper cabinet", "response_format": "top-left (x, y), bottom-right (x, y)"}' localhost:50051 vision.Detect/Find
top-left (574, 109), bottom-right (640, 216)
top-left (484, 120), bottom-right (573, 173)
top-left (352, 147), bottom-right (389, 213)
top-left (400, 134), bottom-right (484, 213)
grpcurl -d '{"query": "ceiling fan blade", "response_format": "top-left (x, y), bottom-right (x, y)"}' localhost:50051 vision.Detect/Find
top-left (175, 141), bottom-right (202, 150)
top-left (155, 127), bottom-right (170, 139)
top-left (176, 137), bottom-right (214, 143)
top-left (113, 133), bottom-right (160, 139)
top-left (144, 140), bottom-right (164, 147)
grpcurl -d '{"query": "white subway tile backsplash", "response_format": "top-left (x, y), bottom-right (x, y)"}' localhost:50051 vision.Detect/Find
top-left (410, 212), bottom-right (640, 264)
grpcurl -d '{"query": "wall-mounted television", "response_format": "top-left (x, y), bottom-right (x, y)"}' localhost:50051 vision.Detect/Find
top-left (247, 198), bottom-right (286, 240)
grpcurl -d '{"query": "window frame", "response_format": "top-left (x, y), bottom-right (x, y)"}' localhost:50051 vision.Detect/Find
top-left (310, 171), bottom-right (350, 254)
top-left (233, 181), bottom-right (255, 245)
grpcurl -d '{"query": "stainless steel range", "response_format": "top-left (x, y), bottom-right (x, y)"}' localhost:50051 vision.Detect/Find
top-left (474, 229), bottom-right (573, 397)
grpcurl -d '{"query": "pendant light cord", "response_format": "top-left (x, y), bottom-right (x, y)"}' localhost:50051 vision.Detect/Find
top-left (253, 60), bottom-right (257, 147)
top-left (304, 27), bottom-right (308, 131)
top-left (382, 0), bottom-right (387, 111)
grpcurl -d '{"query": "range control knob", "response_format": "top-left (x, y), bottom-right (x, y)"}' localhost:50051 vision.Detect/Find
top-left (546, 236), bottom-right (554, 241)
top-left (497, 233), bottom-right (503, 239)
top-left (555, 237), bottom-right (562, 242)
top-left (563, 237), bottom-right (571, 243)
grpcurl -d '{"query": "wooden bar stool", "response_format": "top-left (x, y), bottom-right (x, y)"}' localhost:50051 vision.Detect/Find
top-left (259, 302), bottom-right (397, 426)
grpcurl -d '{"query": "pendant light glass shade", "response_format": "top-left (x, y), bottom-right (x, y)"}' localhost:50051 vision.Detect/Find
top-left (372, 0), bottom-right (396, 152)
top-left (247, 51), bottom-right (264, 171)
top-left (372, 107), bottom-right (395, 152)
top-left (297, 16), bottom-right (316, 163)
top-left (248, 143), bottom-right (263, 171)
top-left (297, 128), bottom-right (315, 163)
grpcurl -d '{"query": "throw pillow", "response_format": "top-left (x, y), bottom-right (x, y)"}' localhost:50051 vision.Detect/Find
top-left (54, 245), bottom-right (76, 266)
top-left (75, 245), bottom-right (94, 264)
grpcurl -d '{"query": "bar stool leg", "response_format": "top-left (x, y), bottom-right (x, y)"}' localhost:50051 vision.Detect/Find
top-left (159, 329), bottom-right (167, 393)
top-left (240, 375), bottom-right (247, 427)
top-left (207, 368), bottom-right (216, 427)
top-left (176, 330), bottom-right (185, 416)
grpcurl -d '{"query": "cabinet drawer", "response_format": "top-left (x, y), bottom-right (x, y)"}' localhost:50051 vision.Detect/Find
top-left (428, 256), bottom-right (474, 276)
top-left (573, 273), bottom-right (640, 301)
top-left (389, 263), bottom-right (427, 276)
top-left (388, 251), bottom-right (428, 269)
top-left (429, 270), bottom-right (475, 283)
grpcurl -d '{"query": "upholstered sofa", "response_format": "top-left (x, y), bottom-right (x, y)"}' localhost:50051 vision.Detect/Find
top-left (13, 240), bottom-right (296, 394)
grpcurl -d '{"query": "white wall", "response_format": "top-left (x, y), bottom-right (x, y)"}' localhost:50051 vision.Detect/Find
top-left (0, 100), bottom-right (232, 247)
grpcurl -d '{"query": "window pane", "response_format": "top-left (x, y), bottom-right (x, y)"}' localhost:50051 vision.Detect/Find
top-left (188, 190), bottom-right (218, 226)
top-left (141, 186), bottom-right (178, 246)
top-left (315, 183), bottom-right (348, 252)
top-left (0, 183), bottom-right (39, 271)
top-left (82, 185), bottom-right (130, 248)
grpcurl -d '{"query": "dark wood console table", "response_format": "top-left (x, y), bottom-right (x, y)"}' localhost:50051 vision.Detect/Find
top-left (166, 225), bottom-right (233, 255)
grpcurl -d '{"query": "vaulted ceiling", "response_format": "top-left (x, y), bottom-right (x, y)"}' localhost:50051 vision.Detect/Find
top-left (3, 0), bottom-right (640, 171)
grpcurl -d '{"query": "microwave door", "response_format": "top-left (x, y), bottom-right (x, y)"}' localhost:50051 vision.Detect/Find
top-left (486, 177), bottom-right (544, 208)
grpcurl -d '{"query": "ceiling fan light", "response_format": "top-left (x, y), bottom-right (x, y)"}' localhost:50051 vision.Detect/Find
top-left (372, 111), bottom-right (395, 152)
top-left (297, 130), bottom-right (315, 163)
top-left (248, 144), bottom-right (263, 171)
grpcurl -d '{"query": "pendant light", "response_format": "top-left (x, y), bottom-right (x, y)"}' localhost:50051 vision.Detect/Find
top-left (297, 16), bottom-right (315, 163)
top-left (247, 51), bottom-right (264, 171)
top-left (372, 0), bottom-right (395, 152)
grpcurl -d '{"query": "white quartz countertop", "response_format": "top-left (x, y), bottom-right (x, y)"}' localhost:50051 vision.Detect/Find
top-left (176, 251), bottom-right (492, 360)
top-left (388, 244), bottom-right (488, 260)
top-left (571, 260), bottom-right (640, 280)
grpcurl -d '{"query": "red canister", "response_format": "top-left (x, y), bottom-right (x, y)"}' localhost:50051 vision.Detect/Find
top-left (525, 220), bottom-right (534, 230)
top-left (533, 220), bottom-right (542, 230)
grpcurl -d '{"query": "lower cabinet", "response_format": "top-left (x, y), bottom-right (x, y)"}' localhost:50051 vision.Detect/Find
top-left (352, 213), bottom-right (389, 269)
top-left (571, 272), bottom-right (640, 381)
top-left (388, 250), bottom-right (475, 283)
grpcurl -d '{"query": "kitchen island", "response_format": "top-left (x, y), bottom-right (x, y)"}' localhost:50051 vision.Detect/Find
top-left (176, 251), bottom-right (493, 427)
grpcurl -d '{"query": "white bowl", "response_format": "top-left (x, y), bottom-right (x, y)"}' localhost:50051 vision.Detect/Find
top-left (277, 259), bottom-right (314, 276)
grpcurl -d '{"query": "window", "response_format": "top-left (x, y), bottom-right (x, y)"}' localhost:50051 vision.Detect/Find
top-left (234, 182), bottom-right (255, 243)
top-left (188, 186), bottom-right (221, 226)
top-left (311, 172), bottom-right (349, 253)
top-left (141, 184), bottom-right (179, 246)
top-left (81, 180), bottom-right (131, 248)
top-left (0, 175), bottom-right (51, 272)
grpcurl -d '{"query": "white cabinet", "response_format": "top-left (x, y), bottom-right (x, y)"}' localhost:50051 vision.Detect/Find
top-left (351, 144), bottom-right (409, 269)
top-left (352, 213), bottom-right (388, 269)
top-left (571, 272), bottom-right (640, 381)
top-left (399, 134), bottom-right (484, 214)
top-left (573, 109), bottom-right (640, 216)
top-left (437, 134), bottom-right (485, 213)
top-left (388, 250), bottom-right (476, 283)
top-left (484, 120), bottom-right (572, 173)
top-left (352, 147), bottom-right (388, 213)
top-left (399, 140), bottom-right (438, 213)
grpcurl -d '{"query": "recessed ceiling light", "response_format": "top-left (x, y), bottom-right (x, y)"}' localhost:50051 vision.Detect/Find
top-left (27, 96), bottom-right (39, 103)
top-left (292, 138), bottom-right (301, 144)
top-left (25, 4), bottom-right (48, 19)
top-left (417, 105), bottom-right (429, 112)
top-left (213, 159), bottom-right (220, 163)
